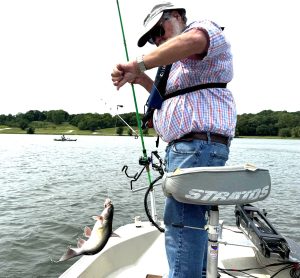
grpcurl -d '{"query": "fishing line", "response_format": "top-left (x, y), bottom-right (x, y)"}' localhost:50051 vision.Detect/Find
top-left (106, 186), bottom-right (111, 200)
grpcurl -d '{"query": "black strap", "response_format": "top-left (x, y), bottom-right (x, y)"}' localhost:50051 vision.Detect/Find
top-left (154, 64), bottom-right (173, 98)
top-left (163, 83), bottom-right (227, 100)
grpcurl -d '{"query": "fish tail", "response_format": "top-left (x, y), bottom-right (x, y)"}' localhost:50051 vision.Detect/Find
top-left (59, 247), bottom-right (78, 262)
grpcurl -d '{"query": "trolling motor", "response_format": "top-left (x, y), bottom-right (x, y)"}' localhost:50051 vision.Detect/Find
top-left (235, 204), bottom-right (290, 260)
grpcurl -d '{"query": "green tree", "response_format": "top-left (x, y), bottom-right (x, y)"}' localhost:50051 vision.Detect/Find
top-left (278, 128), bottom-right (291, 137)
top-left (256, 124), bottom-right (270, 136)
top-left (115, 112), bottom-right (142, 127)
top-left (19, 120), bottom-right (29, 130)
top-left (255, 110), bottom-right (278, 136)
top-left (236, 113), bottom-right (256, 136)
top-left (236, 110), bottom-right (300, 136)
top-left (77, 114), bottom-right (101, 131)
top-left (116, 126), bottom-right (124, 135)
top-left (277, 112), bottom-right (298, 129)
top-left (69, 114), bottom-right (84, 127)
top-left (0, 114), bottom-right (7, 125)
top-left (47, 110), bottom-right (69, 124)
top-left (25, 110), bottom-right (46, 122)
top-left (100, 113), bottom-right (114, 128)
top-left (13, 113), bottom-right (30, 129)
top-left (26, 127), bottom-right (35, 134)
top-left (291, 126), bottom-right (300, 138)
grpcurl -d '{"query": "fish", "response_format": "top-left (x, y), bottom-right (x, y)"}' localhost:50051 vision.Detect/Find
top-left (59, 198), bottom-right (114, 262)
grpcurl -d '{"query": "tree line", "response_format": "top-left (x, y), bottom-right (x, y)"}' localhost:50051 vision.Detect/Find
top-left (0, 109), bottom-right (141, 133)
top-left (0, 109), bottom-right (300, 137)
top-left (236, 110), bottom-right (300, 138)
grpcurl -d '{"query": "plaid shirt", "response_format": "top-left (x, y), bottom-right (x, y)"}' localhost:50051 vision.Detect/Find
top-left (153, 20), bottom-right (236, 143)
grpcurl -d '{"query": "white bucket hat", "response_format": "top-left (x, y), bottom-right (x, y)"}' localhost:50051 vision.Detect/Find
top-left (137, 1), bottom-right (185, 47)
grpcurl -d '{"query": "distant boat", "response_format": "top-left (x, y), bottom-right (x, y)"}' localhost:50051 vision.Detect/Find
top-left (54, 135), bottom-right (77, 142)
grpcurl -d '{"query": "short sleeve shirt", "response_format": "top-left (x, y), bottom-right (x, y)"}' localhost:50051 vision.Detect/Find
top-left (152, 20), bottom-right (237, 143)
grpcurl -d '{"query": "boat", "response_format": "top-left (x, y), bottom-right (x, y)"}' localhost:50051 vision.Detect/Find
top-left (54, 135), bottom-right (77, 142)
top-left (59, 160), bottom-right (300, 278)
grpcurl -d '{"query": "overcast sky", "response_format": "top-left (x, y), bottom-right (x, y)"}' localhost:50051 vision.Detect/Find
top-left (0, 0), bottom-right (299, 116)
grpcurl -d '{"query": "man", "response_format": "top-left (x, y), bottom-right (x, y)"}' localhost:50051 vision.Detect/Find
top-left (111, 1), bottom-right (236, 277)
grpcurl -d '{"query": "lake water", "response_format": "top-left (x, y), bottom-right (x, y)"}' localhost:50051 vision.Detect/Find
top-left (0, 134), bottom-right (300, 277)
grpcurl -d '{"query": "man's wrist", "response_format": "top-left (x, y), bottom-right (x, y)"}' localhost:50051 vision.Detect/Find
top-left (136, 55), bottom-right (147, 73)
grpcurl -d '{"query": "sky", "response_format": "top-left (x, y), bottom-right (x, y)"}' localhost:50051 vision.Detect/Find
top-left (0, 0), bottom-right (299, 117)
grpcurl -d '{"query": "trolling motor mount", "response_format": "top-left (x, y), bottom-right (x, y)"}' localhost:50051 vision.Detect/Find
top-left (235, 204), bottom-right (290, 260)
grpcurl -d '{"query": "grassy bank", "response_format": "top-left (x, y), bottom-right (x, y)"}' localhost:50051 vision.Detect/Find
top-left (1, 124), bottom-right (298, 139)
top-left (0, 124), bottom-right (157, 137)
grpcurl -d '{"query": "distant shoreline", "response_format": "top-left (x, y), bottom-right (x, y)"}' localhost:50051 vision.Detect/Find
top-left (1, 126), bottom-right (299, 140)
top-left (0, 125), bottom-right (155, 137)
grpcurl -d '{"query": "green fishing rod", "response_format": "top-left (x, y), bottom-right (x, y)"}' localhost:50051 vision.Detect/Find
top-left (115, 0), bottom-right (158, 220)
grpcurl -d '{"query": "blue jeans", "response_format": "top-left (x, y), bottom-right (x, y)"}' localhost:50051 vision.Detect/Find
top-left (164, 139), bottom-right (230, 278)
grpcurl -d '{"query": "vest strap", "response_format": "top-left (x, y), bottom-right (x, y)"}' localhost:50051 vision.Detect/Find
top-left (163, 83), bottom-right (227, 100)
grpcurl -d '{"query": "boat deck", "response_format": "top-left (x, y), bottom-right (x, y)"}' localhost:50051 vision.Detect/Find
top-left (59, 221), bottom-right (294, 278)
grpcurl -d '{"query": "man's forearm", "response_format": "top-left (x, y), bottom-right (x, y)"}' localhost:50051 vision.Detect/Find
top-left (142, 29), bottom-right (208, 69)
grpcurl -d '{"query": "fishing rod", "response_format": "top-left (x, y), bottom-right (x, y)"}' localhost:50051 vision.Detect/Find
top-left (115, 0), bottom-right (158, 221)
top-left (116, 105), bottom-right (139, 138)
top-left (100, 100), bottom-right (139, 138)
top-left (116, 114), bottom-right (139, 138)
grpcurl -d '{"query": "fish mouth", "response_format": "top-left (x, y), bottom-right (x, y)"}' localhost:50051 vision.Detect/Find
top-left (104, 198), bottom-right (112, 208)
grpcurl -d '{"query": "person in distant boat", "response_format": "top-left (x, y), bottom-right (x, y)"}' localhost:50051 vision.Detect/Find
top-left (61, 134), bottom-right (66, 140)
top-left (111, 1), bottom-right (236, 277)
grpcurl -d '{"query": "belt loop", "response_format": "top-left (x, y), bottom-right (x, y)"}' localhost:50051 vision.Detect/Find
top-left (207, 131), bottom-right (211, 143)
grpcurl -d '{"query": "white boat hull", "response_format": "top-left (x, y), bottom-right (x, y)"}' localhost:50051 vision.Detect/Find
top-left (60, 221), bottom-right (295, 278)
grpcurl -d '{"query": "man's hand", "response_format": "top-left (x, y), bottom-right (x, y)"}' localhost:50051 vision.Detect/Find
top-left (111, 61), bottom-right (140, 90)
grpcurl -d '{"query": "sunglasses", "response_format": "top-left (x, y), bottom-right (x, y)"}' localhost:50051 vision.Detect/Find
top-left (148, 24), bottom-right (165, 44)
top-left (148, 13), bottom-right (172, 45)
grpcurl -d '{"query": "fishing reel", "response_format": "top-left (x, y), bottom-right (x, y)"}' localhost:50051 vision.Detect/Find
top-left (148, 150), bottom-right (164, 176)
top-left (138, 156), bottom-right (151, 166)
top-left (122, 150), bottom-right (165, 192)
top-left (122, 150), bottom-right (166, 233)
